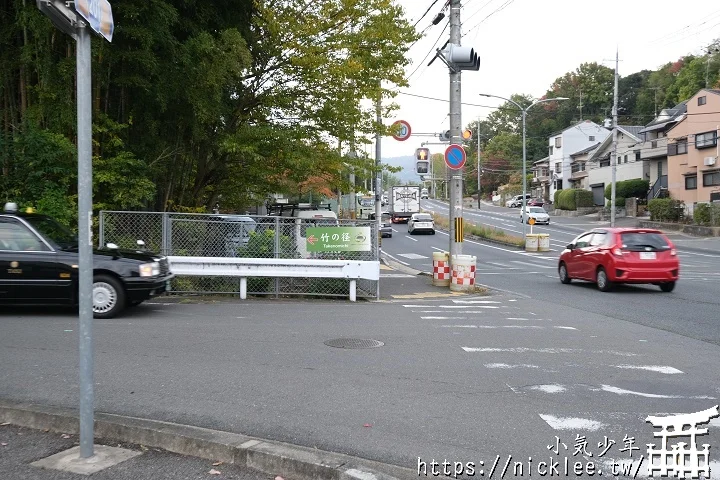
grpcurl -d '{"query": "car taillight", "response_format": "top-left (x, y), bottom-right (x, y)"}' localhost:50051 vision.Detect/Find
top-left (612, 247), bottom-right (623, 257)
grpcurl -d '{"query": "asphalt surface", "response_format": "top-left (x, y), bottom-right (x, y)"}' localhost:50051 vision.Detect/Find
top-left (381, 198), bottom-right (720, 346)
top-left (0, 423), bottom-right (271, 479)
top-left (2, 291), bottom-right (719, 476)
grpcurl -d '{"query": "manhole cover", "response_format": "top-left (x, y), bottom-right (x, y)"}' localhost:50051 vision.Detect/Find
top-left (324, 338), bottom-right (384, 349)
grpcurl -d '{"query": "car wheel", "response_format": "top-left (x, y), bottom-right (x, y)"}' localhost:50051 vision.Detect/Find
top-left (388, 234), bottom-right (392, 238)
top-left (558, 262), bottom-right (571, 284)
top-left (659, 281), bottom-right (675, 292)
top-left (596, 267), bottom-right (613, 292)
top-left (93, 274), bottom-right (126, 319)
top-left (431, 230), bottom-right (435, 235)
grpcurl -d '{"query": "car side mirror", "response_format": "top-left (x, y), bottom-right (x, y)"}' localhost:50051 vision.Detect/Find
top-left (566, 243), bottom-right (574, 250)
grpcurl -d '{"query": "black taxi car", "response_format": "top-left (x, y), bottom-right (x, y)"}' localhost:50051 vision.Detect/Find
top-left (0, 203), bottom-right (174, 318)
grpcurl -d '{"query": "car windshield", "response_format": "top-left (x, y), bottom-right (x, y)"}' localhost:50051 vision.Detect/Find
top-left (529, 207), bottom-right (545, 213)
top-left (24, 215), bottom-right (77, 249)
top-left (415, 215), bottom-right (432, 222)
top-left (620, 232), bottom-right (670, 251)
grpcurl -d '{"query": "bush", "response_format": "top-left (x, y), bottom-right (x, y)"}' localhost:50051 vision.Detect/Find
top-left (604, 179), bottom-right (649, 201)
top-left (556, 189), bottom-right (576, 210)
top-left (575, 190), bottom-right (595, 208)
top-left (648, 198), bottom-right (684, 222)
top-left (553, 190), bottom-right (561, 205)
top-left (693, 203), bottom-right (720, 226)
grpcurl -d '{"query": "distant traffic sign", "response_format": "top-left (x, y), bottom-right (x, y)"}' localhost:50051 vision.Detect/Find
top-left (75, 0), bottom-right (114, 42)
top-left (444, 144), bottom-right (466, 170)
top-left (391, 120), bottom-right (412, 141)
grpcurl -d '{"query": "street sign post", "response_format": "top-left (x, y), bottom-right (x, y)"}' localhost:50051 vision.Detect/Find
top-left (306, 227), bottom-right (372, 252)
top-left (74, 0), bottom-right (114, 41)
top-left (391, 120), bottom-right (412, 141)
top-left (444, 144), bottom-right (467, 170)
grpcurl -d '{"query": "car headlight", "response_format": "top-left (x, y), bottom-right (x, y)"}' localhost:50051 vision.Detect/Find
top-left (139, 262), bottom-right (160, 277)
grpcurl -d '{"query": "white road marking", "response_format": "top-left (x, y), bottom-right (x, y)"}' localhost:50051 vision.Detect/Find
top-left (404, 235), bottom-right (418, 242)
top-left (600, 384), bottom-right (715, 399)
top-left (444, 325), bottom-right (544, 329)
top-left (485, 363), bottom-right (540, 369)
top-left (382, 252), bottom-right (410, 265)
top-left (421, 316), bottom-right (466, 320)
top-left (451, 300), bottom-right (501, 304)
top-left (539, 414), bottom-right (606, 431)
top-left (614, 365), bottom-right (683, 374)
top-left (506, 317), bottom-right (529, 320)
top-left (463, 347), bottom-right (639, 356)
top-left (530, 384), bottom-right (567, 394)
top-left (397, 253), bottom-right (426, 259)
top-left (487, 262), bottom-right (511, 267)
top-left (554, 326), bottom-right (578, 330)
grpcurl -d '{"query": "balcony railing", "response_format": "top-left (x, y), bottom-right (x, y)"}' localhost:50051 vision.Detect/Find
top-left (640, 138), bottom-right (668, 160)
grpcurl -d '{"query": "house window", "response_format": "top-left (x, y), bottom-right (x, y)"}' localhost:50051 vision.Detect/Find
top-left (668, 139), bottom-right (688, 155)
top-left (571, 163), bottom-right (586, 173)
top-left (651, 140), bottom-right (658, 149)
top-left (685, 176), bottom-right (697, 190)
top-left (549, 146), bottom-right (554, 155)
top-left (696, 131), bottom-right (718, 149)
top-left (589, 136), bottom-right (595, 141)
top-left (635, 150), bottom-right (641, 161)
top-left (698, 96), bottom-right (707, 106)
top-left (624, 155), bottom-right (628, 163)
top-left (554, 163), bottom-right (562, 173)
top-left (555, 137), bottom-right (562, 148)
top-left (599, 158), bottom-right (610, 168)
top-left (555, 179), bottom-right (563, 190)
top-left (703, 171), bottom-right (720, 187)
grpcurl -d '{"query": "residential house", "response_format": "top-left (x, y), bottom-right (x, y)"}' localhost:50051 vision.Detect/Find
top-left (666, 89), bottom-right (720, 210)
top-left (638, 102), bottom-right (687, 200)
top-left (568, 143), bottom-right (600, 191)
top-left (586, 126), bottom-right (647, 206)
top-left (530, 156), bottom-right (550, 200)
top-left (548, 120), bottom-right (610, 201)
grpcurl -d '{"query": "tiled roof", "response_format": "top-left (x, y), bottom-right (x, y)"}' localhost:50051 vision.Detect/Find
top-left (570, 143), bottom-right (601, 157)
top-left (619, 126), bottom-right (645, 140)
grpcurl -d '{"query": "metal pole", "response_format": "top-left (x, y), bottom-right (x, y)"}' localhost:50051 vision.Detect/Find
top-left (448, 0), bottom-right (462, 259)
top-left (375, 92), bottom-right (382, 299)
top-left (521, 109), bottom-right (527, 239)
top-left (76, 23), bottom-right (95, 459)
top-left (477, 118), bottom-right (481, 209)
top-left (611, 49), bottom-right (619, 228)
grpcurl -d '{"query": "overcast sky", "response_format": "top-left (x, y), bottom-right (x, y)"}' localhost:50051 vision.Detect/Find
top-left (376, 0), bottom-right (720, 159)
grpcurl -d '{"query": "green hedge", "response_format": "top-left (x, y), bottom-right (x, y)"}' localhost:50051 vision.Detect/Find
top-left (693, 203), bottom-right (720, 226)
top-left (604, 179), bottom-right (649, 200)
top-left (555, 189), bottom-right (594, 210)
top-left (648, 198), bottom-right (684, 221)
top-left (553, 190), bottom-right (561, 206)
top-left (576, 189), bottom-right (595, 208)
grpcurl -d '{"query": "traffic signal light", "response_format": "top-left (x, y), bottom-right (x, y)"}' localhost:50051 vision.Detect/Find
top-left (415, 148), bottom-right (429, 160)
top-left (416, 161), bottom-right (429, 175)
top-left (442, 44), bottom-right (481, 71)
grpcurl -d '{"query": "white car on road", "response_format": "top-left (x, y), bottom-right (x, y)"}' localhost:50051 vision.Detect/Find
top-left (408, 213), bottom-right (435, 234)
top-left (520, 206), bottom-right (550, 225)
top-left (505, 194), bottom-right (531, 208)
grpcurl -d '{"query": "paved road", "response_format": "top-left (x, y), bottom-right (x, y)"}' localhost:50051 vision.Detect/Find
top-left (2, 294), bottom-right (719, 476)
top-left (380, 199), bottom-right (720, 346)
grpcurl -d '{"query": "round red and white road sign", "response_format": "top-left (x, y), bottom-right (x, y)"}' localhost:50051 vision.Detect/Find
top-left (391, 120), bottom-right (412, 141)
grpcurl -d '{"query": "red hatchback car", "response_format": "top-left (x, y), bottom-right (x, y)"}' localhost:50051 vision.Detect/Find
top-left (558, 228), bottom-right (679, 292)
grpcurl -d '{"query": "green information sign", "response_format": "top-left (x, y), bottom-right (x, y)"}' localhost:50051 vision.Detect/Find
top-left (305, 227), bottom-right (372, 252)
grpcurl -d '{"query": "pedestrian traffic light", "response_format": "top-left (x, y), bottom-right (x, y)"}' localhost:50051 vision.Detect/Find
top-left (442, 44), bottom-right (481, 71)
top-left (415, 148), bottom-right (429, 160)
top-left (416, 160), bottom-right (429, 175)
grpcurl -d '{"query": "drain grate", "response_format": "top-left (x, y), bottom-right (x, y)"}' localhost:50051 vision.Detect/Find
top-left (324, 338), bottom-right (384, 349)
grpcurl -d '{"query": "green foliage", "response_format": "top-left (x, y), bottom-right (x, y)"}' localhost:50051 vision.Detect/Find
top-left (556, 190), bottom-right (577, 210)
top-left (604, 179), bottom-right (649, 200)
top-left (649, 198), bottom-right (685, 222)
top-left (553, 190), bottom-right (561, 206)
top-left (575, 189), bottom-right (595, 208)
top-left (693, 203), bottom-right (720, 226)
top-left (236, 229), bottom-right (296, 259)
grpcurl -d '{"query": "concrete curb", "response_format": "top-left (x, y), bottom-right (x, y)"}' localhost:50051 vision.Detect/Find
top-left (0, 399), bottom-right (412, 480)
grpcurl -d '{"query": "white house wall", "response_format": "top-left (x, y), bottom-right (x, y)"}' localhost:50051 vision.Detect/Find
top-left (549, 122), bottom-right (610, 199)
top-left (587, 162), bottom-right (646, 197)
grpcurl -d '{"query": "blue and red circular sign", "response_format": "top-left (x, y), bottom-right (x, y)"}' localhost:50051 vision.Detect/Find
top-left (444, 144), bottom-right (466, 170)
top-left (391, 120), bottom-right (412, 141)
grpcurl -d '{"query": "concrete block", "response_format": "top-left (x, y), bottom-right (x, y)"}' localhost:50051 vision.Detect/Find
top-left (30, 445), bottom-right (141, 475)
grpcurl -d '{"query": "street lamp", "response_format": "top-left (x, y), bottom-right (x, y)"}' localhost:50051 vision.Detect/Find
top-left (478, 94), bottom-right (568, 238)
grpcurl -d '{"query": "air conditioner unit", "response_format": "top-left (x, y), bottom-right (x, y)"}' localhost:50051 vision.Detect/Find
top-left (704, 157), bottom-right (717, 166)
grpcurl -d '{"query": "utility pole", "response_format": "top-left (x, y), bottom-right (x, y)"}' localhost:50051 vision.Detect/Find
top-left (610, 49), bottom-right (619, 228)
top-left (448, 0), bottom-right (463, 258)
top-left (477, 118), bottom-right (482, 209)
top-left (375, 92), bottom-right (382, 244)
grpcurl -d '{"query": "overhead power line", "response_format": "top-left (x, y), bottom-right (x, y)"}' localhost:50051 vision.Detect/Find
top-left (413, 0), bottom-right (445, 27)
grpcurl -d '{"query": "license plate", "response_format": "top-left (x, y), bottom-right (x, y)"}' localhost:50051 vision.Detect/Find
top-left (639, 252), bottom-right (656, 260)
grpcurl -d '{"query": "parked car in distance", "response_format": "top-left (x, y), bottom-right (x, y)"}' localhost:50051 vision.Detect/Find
top-left (408, 213), bottom-right (435, 235)
top-left (520, 206), bottom-right (550, 225)
top-left (0, 202), bottom-right (174, 318)
top-left (505, 194), bottom-right (532, 208)
top-left (558, 228), bottom-right (679, 292)
top-left (527, 198), bottom-right (545, 207)
top-left (371, 212), bottom-right (393, 238)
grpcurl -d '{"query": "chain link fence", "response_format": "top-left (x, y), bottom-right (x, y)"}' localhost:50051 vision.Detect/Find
top-left (99, 211), bottom-right (379, 299)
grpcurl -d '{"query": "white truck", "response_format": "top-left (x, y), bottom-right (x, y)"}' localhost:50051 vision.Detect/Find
top-left (389, 185), bottom-right (421, 223)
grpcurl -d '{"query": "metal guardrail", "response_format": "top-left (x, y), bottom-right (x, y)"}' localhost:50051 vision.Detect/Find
top-left (167, 257), bottom-right (380, 302)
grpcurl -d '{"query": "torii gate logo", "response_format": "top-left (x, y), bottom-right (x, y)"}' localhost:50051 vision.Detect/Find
top-left (646, 405), bottom-right (719, 478)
